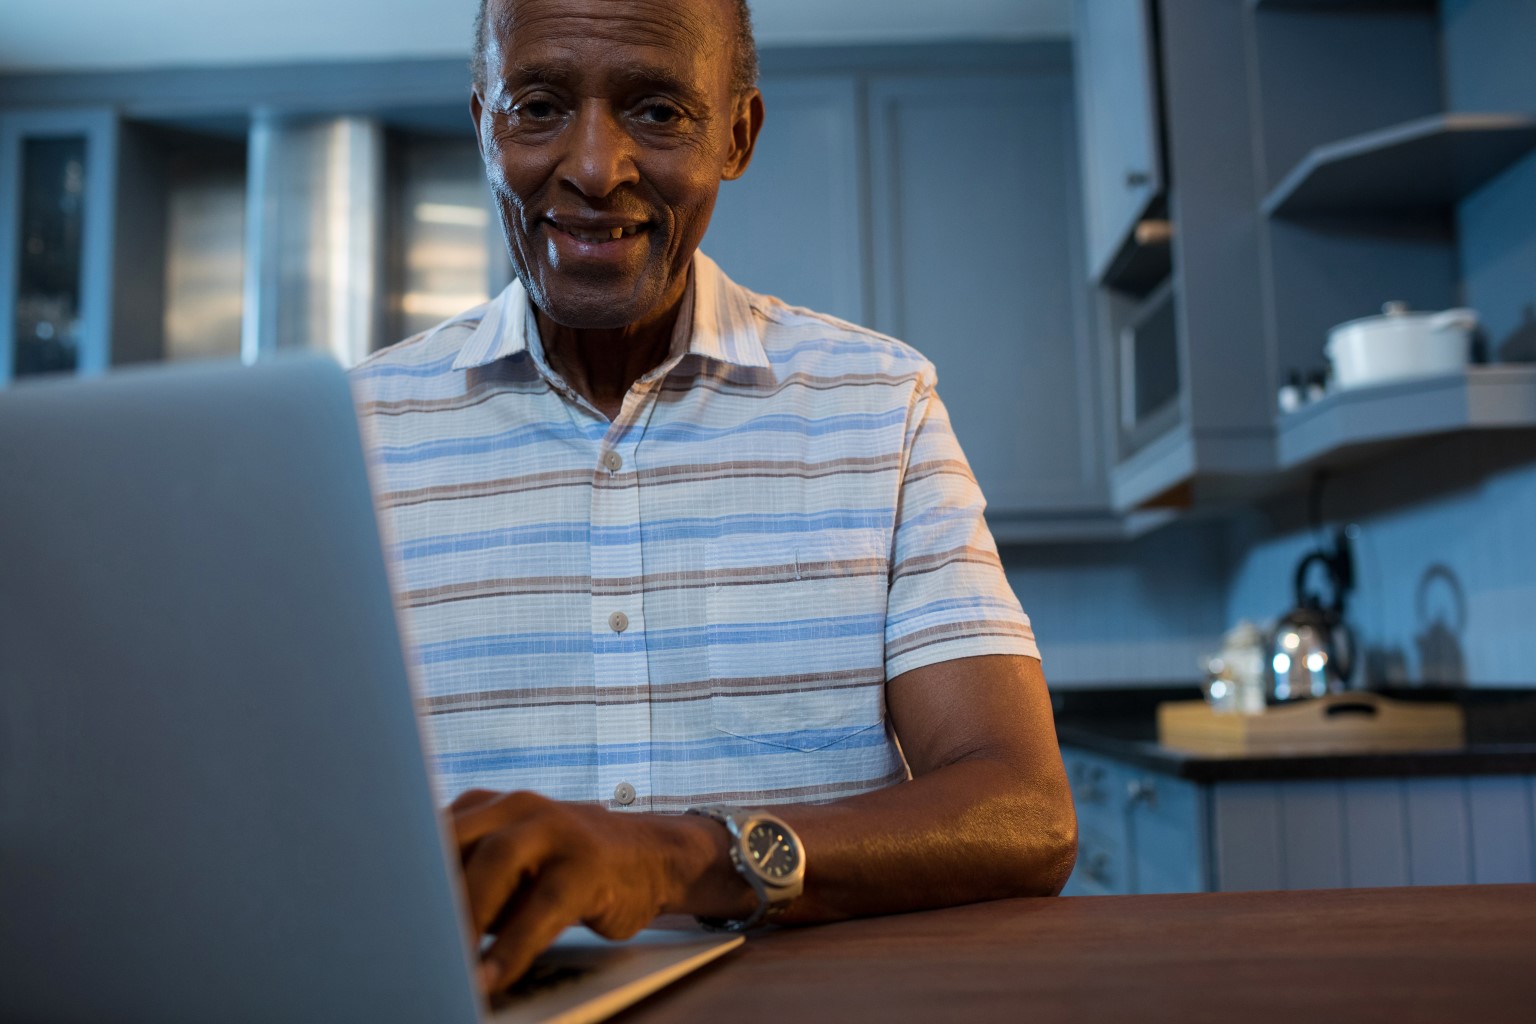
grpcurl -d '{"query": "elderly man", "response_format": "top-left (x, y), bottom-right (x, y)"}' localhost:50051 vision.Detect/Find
top-left (351, 0), bottom-right (1075, 993)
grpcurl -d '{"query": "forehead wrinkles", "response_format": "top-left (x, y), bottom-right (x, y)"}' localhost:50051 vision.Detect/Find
top-left (495, 0), bottom-right (716, 62)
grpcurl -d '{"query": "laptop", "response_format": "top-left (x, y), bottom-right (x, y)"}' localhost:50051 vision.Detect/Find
top-left (0, 355), bottom-right (741, 1024)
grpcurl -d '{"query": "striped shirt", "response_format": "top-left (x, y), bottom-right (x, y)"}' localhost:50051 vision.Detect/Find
top-left (351, 252), bottom-right (1038, 811)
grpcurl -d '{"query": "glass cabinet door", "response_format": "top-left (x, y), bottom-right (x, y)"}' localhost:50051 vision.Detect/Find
top-left (0, 110), bottom-right (117, 387)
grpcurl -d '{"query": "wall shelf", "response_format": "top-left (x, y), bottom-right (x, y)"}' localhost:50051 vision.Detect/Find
top-left (1275, 366), bottom-right (1536, 471)
top-left (1263, 114), bottom-right (1536, 219)
top-left (1109, 422), bottom-right (1277, 512)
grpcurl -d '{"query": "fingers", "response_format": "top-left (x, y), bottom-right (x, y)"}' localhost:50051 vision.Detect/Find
top-left (479, 861), bottom-right (588, 993)
top-left (442, 794), bottom-right (672, 996)
top-left (449, 788), bottom-right (500, 814)
top-left (452, 789), bottom-right (548, 850)
top-left (460, 817), bottom-right (559, 935)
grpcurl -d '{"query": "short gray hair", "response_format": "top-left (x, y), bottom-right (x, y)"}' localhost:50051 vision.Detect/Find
top-left (471, 0), bottom-right (759, 95)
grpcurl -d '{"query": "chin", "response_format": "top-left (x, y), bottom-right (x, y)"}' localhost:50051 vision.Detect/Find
top-left (527, 274), bottom-right (669, 331)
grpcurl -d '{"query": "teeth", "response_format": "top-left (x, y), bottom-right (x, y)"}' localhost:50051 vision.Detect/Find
top-left (559, 223), bottom-right (641, 243)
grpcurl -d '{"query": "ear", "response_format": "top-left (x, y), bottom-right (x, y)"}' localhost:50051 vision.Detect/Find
top-left (721, 88), bottom-right (764, 182)
top-left (469, 89), bottom-right (487, 159)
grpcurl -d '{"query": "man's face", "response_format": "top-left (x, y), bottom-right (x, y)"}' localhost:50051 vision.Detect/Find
top-left (472, 0), bottom-right (760, 331)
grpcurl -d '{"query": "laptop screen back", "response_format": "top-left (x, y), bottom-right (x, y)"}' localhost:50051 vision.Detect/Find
top-left (0, 357), bottom-right (481, 1024)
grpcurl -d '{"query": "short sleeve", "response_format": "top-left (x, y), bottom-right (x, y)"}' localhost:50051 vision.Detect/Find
top-left (884, 373), bottom-right (1040, 679)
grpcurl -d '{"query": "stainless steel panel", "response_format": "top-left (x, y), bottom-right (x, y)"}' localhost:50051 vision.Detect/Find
top-left (242, 114), bottom-right (384, 367)
top-left (163, 160), bottom-right (245, 361)
top-left (387, 136), bottom-right (496, 345)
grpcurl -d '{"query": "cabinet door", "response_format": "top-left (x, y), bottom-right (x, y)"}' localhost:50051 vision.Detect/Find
top-left (867, 72), bottom-right (1106, 521)
top-left (0, 109), bottom-right (119, 387)
top-left (701, 76), bottom-right (866, 325)
top-left (1062, 748), bottom-right (1133, 895)
top-left (1124, 769), bottom-right (1208, 893)
top-left (1072, 0), bottom-right (1163, 280)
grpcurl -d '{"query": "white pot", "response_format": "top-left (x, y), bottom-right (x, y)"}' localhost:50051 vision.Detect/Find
top-left (1325, 302), bottom-right (1477, 390)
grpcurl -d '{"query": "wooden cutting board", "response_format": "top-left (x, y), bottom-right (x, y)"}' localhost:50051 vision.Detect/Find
top-left (1156, 692), bottom-right (1464, 755)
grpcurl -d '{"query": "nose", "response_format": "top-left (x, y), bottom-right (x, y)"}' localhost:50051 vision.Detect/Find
top-left (559, 100), bottom-right (640, 198)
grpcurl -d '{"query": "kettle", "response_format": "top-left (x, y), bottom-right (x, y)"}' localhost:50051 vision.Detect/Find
top-left (1269, 529), bottom-right (1356, 702)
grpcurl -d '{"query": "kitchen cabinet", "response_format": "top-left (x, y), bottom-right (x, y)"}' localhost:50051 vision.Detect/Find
top-left (707, 55), bottom-right (1122, 539)
top-left (702, 76), bottom-right (867, 327)
top-left (865, 69), bottom-right (1115, 538)
top-left (1061, 744), bottom-right (1536, 895)
top-left (1073, 0), bottom-right (1536, 514)
top-left (0, 109), bottom-right (255, 382)
top-left (1085, 0), bottom-right (1275, 510)
top-left (0, 109), bottom-right (118, 386)
top-left (1070, 0), bottom-right (1165, 286)
top-left (1067, 747), bottom-right (1207, 895)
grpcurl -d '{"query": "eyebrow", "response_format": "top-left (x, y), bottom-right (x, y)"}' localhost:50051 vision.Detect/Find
top-left (505, 60), bottom-right (707, 105)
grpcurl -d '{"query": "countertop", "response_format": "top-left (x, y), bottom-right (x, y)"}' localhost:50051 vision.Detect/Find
top-left (1052, 685), bottom-right (1536, 782)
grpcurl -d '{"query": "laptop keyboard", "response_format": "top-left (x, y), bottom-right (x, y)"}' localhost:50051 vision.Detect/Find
top-left (488, 960), bottom-right (599, 1009)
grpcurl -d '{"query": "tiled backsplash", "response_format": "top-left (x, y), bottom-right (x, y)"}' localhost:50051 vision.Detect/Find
top-left (1002, 522), bottom-right (1228, 688)
top-left (1225, 439), bottom-right (1536, 689)
top-left (1002, 439), bottom-right (1536, 691)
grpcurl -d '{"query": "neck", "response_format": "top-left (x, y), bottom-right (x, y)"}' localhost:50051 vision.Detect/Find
top-left (537, 276), bottom-right (689, 422)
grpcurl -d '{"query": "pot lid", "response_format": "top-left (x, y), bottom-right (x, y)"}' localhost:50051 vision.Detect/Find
top-left (1328, 301), bottom-right (1478, 337)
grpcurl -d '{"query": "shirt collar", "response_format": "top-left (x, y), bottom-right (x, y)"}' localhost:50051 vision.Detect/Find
top-left (451, 250), bottom-right (772, 373)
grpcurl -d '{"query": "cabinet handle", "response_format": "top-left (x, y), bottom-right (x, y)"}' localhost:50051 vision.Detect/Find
top-left (1133, 219), bottom-right (1173, 247)
top-left (1125, 170), bottom-right (1152, 189)
top-left (1125, 777), bottom-right (1158, 809)
top-left (1076, 765), bottom-right (1107, 804)
top-left (1083, 851), bottom-right (1113, 886)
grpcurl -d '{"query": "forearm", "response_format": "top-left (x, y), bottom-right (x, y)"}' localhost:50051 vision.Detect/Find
top-left (660, 754), bottom-right (1078, 925)
top-left (655, 655), bottom-right (1077, 925)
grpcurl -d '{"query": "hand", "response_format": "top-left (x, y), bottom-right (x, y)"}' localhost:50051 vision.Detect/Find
top-left (449, 789), bottom-right (725, 993)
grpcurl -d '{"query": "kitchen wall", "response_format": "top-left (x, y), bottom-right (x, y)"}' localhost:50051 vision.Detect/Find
top-left (1224, 437), bottom-right (1536, 690)
top-left (1001, 522), bottom-right (1229, 689)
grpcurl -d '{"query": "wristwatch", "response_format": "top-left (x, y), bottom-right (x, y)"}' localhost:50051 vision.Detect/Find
top-left (685, 805), bottom-right (805, 931)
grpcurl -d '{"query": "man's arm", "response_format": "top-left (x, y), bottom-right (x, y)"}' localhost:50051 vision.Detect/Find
top-left (452, 653), bottom-right (1076, 991)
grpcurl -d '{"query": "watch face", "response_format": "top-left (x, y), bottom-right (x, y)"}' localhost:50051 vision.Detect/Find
top-left (745, 820), bottom-right (801, 881)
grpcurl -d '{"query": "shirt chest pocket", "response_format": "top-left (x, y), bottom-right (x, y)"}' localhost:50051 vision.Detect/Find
top-left (706, 530), bottom-right (890, 752)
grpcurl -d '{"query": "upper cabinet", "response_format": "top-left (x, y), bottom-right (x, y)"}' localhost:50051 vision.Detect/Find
top-left (702, 76), bottom-right (868, 327)
top-left (866, 65), bottom-right (1119, 540)
top-left (705, 50), bottom-right (1124, 541)
top-left (1073, 0), bottom-right (1536, 513)
top-left (1075, 0), bottom-right (1275, 510)
top-left (1072, 0), bottom-right (1166, 288)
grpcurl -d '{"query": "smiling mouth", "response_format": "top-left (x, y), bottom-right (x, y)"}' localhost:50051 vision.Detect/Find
top-left (549, 221), bottom-right (646, 243)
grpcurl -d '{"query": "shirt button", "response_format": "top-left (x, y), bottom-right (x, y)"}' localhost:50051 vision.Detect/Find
top-left (608, 610), bottom-right (629, 633)
top-left (613, 781), bottom-right (636, 806)
top-left (601, 450), bottom-right (623, 472)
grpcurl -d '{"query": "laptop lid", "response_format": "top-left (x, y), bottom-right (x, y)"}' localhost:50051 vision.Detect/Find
top-left (0, 356), bottom-right (483, 1024)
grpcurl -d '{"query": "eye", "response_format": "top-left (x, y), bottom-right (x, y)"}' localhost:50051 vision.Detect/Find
top-left (522, 99), bottom-right (557, 119)
top-left (638, 102), bottom-right (683, 125)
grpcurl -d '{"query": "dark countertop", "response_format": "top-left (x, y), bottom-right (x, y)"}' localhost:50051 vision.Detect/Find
top-left (1052, 685), bottom-right (1536, 782)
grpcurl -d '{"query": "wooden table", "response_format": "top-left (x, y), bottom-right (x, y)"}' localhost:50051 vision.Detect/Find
top-left (619, 885), bottom-right (1536, 1023)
